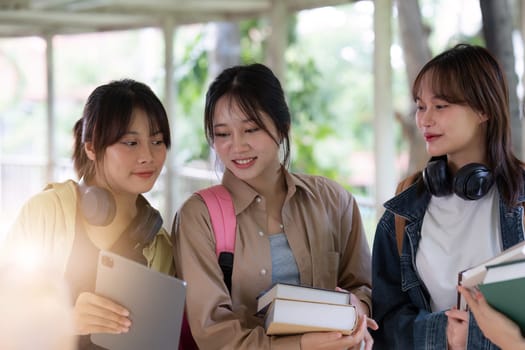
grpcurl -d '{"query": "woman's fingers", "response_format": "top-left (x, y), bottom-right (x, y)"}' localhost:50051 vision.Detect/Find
top-left (74, 292), bottom-right (131, 335)
top-left (366, 316), bottom-right (379, 331)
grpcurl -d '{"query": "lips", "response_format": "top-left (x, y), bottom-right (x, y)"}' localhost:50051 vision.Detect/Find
top-left (133, 171), bottom-right (155, 179)
top-left (232, 157), bottom-right (256, 168)
top-left (424, 133), bottom-right (441, 142)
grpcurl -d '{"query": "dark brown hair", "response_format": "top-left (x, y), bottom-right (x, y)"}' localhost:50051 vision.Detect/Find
top-left (73, 79), bottom-right (170, 181)
top-left (412, 43), bottom-right (524, 206)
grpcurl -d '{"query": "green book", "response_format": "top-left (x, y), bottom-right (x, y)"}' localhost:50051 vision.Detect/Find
top-left (478, 259), bottom-right (525, 332)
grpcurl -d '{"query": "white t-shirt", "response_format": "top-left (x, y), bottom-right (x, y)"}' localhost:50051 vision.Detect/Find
top-left (416, 185), bottom-right (501, 312)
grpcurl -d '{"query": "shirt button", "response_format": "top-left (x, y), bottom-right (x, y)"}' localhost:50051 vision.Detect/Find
top-left (258, 231), bottom-right (264, 237)
top-left (260, 268), bottom-right (267, 276)
top-left (255, 196), bottom-right (262, 203)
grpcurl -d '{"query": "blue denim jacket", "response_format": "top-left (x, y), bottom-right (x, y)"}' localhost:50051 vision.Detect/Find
top-left (372, 175), bottom-right (525, 349)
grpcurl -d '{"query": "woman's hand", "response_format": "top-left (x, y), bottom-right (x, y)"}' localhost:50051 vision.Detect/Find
top-left (334, 289), bottom-right (378, 350)
top-left (300, 314), bottom-right (371, 350)
top-left (445, 306), bottom-right (468, 350)
top-left (299, 287), bottom-right (380, 350)
top-left (73, 292), bottom-right (131, 335)
top-left (459, 286), bottom-right (525, 350)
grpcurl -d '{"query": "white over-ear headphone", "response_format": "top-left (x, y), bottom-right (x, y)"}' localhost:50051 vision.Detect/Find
top-left (77, 178), bottom-right (116, 226)
top-left (76, 178), bottom-right (162, 246)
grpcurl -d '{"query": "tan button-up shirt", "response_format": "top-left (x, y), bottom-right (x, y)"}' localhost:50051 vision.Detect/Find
top-left (172, 169), bottom-right (372, 349)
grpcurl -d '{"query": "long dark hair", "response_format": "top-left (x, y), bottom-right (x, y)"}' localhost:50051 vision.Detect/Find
top-left (73, 79), bottom-right (171, 181)
top-left (412, 44), bottom-right (524, 206)
top-left (204, 63), bottom-right (291, 167)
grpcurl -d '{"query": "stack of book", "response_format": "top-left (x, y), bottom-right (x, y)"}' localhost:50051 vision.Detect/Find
top-left (255, 283), bottom-right (357, 335)
top-left (459, 240), bottom-right (525, 332)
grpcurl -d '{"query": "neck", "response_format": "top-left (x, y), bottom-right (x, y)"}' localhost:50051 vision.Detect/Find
top-left (112, 192), bottom-right (139, 218)
top-left (447, 129), bottom-right (488, 172)
top-left (447, 153), bottom-right (488, 174)
top-left (110, 192), bottom-right (142, 238)
top-left (248, 165), bottom-right (286, 200)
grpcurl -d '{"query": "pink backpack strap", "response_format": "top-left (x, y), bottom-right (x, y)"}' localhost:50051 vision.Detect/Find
top-left (196, 185), bottom-right (236, 257)
top-left (180, 185), bottom-right (235, 349)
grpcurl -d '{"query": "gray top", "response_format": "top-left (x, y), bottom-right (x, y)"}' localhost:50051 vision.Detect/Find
top-left (269, 233), bottom-right (300, 285)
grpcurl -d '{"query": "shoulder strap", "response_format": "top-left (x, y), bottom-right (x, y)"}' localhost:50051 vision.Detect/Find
top-left (196, 185), bottom-right (236, 293)
top-left (394, 174), bottom-right (419, 256)
top-left (196, 185), bottom-right (236, 256)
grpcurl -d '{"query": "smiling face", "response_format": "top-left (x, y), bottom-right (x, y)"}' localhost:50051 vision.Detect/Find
top-left (212, 96), bottom-right (281, 188)
top-left (415, 76), bottom-right (488, 170)
top-left (86, 107), bottom-right (167, 196)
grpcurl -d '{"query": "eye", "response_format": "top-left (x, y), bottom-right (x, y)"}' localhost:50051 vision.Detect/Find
top-left (246, 127), bottom-right (260, 133)
top-left (213, 132), bottom-right (230, 138)
top-left (152, 140), bottom-right (164, 146)
top-left (435, 104), bottom-right (449, 110)
top-left (121, 141), bottom-right (137, 146)
top-left (415, 103), bottom-right (427, 113)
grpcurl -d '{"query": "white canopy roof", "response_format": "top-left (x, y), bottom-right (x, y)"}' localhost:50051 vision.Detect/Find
top-left (0, 0), bottom-right (354, 37)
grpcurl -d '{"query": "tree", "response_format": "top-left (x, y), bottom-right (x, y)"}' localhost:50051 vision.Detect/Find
top-left (479, 0), bottom-right (522, 158)
top-left (207, 22), bottom-right (241, 80)
top-left (395, 0), bottom-right (431, 175)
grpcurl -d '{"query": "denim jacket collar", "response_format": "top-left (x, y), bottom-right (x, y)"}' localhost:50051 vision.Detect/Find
top-left (384, 176), bottom-right (430, 223)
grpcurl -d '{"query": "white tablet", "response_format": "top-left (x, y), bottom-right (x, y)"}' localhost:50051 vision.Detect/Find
top-left (91, 250), bottom-right (186, 350)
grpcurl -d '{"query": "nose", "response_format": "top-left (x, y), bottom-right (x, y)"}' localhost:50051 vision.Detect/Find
top-left (417, 108), bottom-right (435, 128)
top-left (231, 132), bottom-right (249, 152)
top-left (137, 143), bottom-right (154, 164)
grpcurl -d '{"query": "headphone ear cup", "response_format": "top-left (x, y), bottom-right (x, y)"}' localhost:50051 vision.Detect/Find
top-left (78, 182), bottom-right (116, 226)
top-left (423, 158), bottom-right (453, 197)
top-left (453, 163), bottom-right (493, 200)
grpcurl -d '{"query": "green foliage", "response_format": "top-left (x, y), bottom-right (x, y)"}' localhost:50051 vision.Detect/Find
top-left (177, 32), bottom-right (208, 114)
top-left (173, 30), bottom-right (209, 163)
top-left (85, 12), bottom-right (379, 197)
top-left (239, 19), bottom-right (265, 63)
top-left (285, 57), bottom-right (349, 183)
top-left (236, 13), bottom-right (361, 191)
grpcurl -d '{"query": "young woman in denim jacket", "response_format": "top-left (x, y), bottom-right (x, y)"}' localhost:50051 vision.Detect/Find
top-left (372, 44), bottom-right (525, 349)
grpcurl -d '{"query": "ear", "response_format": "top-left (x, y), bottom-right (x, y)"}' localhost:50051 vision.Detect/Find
top-left (478, 113), bottom-right (488, 123)
top-left (84, 142), bottom-right (96, 161)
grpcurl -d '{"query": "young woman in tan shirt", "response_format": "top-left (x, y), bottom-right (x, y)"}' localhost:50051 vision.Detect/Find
top-left (173, 63), bottom-right (377, 350)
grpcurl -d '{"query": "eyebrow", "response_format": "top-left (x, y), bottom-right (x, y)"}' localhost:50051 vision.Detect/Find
top-left (213, 119), bottom-right (254, 128)
top-left (415, 95), bottom-right (446, 102)
top-left (122, 130), bottom-right (163, 137)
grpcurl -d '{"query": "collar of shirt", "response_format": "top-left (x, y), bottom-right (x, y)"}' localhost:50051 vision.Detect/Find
top-left (221, 168), bottom-right (316, 215)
